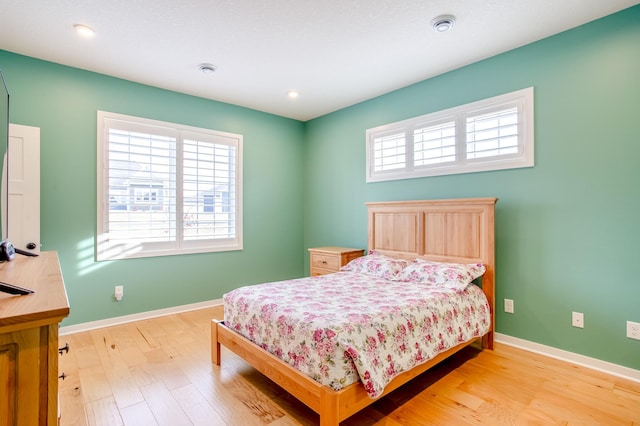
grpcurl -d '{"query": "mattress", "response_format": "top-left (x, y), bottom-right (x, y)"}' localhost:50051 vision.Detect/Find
top-left (223, 271), bottom-right (490, 398)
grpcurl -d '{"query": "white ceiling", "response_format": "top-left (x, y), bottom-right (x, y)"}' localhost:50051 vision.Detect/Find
top-left (1, 1), bottom-right (638, 121)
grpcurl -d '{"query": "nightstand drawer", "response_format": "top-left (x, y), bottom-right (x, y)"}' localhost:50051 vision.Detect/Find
top-left (311, 252), bottom-right (340, 271)
top-left (308, 247), bottom-right (364, 276)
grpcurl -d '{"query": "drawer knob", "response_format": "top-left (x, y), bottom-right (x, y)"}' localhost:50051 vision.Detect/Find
top-left (59, 372), bottom-right (68, 380)
top-left (58, 342), bottom-right (70, 355)
top-left (322, 260), bottom-right (327, 264)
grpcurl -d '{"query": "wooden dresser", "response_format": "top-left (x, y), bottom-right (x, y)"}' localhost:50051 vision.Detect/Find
top-left (0, 252), bottom-right (70, 426)
top-left (308, 246), bottom-right (364, 276)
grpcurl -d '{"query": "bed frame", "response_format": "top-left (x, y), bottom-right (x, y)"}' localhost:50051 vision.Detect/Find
top-left (211, 197), bottom-right (497, 425)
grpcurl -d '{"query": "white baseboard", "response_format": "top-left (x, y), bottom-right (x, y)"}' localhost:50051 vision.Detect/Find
top-left (495, 333), bottom-right (640, 384)
top-left (59, 298), bottom-right (223, 336)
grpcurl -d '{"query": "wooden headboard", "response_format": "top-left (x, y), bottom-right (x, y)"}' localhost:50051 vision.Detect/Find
top-left (366, 197), bottom-right (497, 348)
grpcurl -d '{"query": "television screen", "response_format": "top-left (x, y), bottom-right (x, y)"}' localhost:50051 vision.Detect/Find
top-left (0, 69), bottom-right (8, 242)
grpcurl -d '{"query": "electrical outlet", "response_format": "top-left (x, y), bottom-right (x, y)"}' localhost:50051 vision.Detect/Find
top-left (504, 299), bottom-right (514, 314)
top-left (572, 312), bottom-right (584, 328)
top-left (627, 321), bottom-right (640, 340)
top-left (114, 285), bottom-right (124, 301)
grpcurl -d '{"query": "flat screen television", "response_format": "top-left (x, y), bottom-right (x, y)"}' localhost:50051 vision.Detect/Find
top-left (0, 70), bottom-right (37, 294)
top-left (0, 70), bottom-right (35, 261)
top-left (0, 69), bottom-right (8, 243)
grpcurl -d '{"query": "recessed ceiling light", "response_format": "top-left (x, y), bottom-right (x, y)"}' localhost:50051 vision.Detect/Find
top-left (198, 63), bottom-right (217, 74)
top-left (431, 15), bottom-right (455, 33)
top-left (287, 91), bottom-right (299, 99)
top-left (73, 24), bottom-right (95, 37)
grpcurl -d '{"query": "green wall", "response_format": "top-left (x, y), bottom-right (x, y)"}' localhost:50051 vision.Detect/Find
top-left (0, 51), bottom-right (306, 326)
top-left (304, 6), bottom-right (640, 371)
top-left (1, 5), bottom-right (638, 373)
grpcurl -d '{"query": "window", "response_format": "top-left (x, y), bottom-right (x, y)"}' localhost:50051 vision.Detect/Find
top-left (366, 87), bottom-right (534, 182)
top-left (97, 111), bottom-right (242, 261)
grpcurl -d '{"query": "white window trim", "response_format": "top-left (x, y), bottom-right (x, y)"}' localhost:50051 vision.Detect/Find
top-left (96, 111), bottom-right (243, 261)
top-left (366, 87), bottom-right (534, 182)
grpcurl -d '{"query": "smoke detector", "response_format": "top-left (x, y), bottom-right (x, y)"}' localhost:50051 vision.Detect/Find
top-left (198, 63), bottom-right (217, 74)
top-left (432, 15), bottom-right (456, 33)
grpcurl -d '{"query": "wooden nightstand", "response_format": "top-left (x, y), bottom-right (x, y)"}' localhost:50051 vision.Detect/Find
top-left (308, 246), bottom-right (364, 276)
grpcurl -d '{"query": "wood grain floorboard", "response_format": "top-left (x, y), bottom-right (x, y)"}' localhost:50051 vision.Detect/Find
top-left (58, 306), bottom-right (640, 425)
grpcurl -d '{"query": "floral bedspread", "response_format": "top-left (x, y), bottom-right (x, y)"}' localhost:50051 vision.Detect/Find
top-left (223, 271), bottom-right (490, 398)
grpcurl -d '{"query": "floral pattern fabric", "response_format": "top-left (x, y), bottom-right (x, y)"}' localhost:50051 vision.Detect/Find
top-left (339, 251), bottom-right (409, 280)
top-left (223, 271), bottom-right (490, 398)
top-left (394, 260), bottom-right (486, 289)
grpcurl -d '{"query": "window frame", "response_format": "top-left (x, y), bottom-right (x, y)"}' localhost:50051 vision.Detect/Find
top-left (366, 87), bottom-right (534, 182)
top-left (96, 111), bottom-right (243, 261)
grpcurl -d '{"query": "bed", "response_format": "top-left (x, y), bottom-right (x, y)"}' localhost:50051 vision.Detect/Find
top-left (211, 197), bottom-right (497, 425)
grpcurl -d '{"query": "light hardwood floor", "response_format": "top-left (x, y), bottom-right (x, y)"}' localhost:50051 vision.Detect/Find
top-left (58, 306), bottom-right (640, 425)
